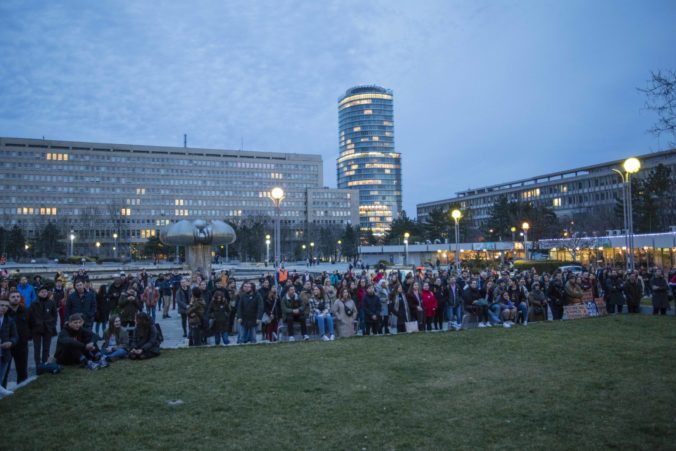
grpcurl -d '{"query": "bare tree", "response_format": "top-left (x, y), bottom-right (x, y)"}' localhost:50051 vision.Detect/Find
top-left (639, 70), bottom-right (676, 144)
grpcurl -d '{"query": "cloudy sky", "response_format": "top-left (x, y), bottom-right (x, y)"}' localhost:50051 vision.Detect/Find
top-left (1, 0), bottom-right (674, 215)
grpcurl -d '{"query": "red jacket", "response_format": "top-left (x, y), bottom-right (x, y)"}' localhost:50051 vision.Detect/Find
top-left (421, 289), bottom-right (438, 318)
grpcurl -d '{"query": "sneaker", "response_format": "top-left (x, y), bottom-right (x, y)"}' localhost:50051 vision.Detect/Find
top-left (329, 334), bottom-right (335, 341)
top-left (523, 320), bottom-right (528, 326)
top-left (303, 335), bottom-right (310, 341)
top-left (0, 386), bottom-right (14, 396)
top-left (97, 359), bottom-right (109, 369)
top-left (288, 336), bottom-right (295, 342)
top-left (478, 322), bottom-right (487, 328)
top-left (485, 322), bottom-right (492, 327)
top-left (503, 322), bottom-right (512, 328)
top-left (86, 360), bottom-right (99, 370)
top-left (321, 335), bottom-right (330, 341)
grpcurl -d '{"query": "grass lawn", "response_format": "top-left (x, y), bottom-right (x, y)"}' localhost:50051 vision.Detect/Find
top-left (2, 316), bottom-right (676, 450)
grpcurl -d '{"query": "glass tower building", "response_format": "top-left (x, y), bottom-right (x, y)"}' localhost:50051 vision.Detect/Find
top-left (337, 85), bottom-right (402, 236)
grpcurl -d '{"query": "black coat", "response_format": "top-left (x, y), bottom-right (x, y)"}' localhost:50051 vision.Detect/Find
top-left (55, 325), bottom-right (97, 365)
top-left (235, 292), bottom-right (263, 328)
top-left (28, 297), bottom-right (58, 337)
top-left (7, 306), bottom-right (29, 345)
top-left (66, 290), bottom-right (97, 326)
top-left (362, 293), bottom-right (380, 317)
top-left (131, 326), bottom-right (161, 356)
top-left (0, 315), bottom-right (18, 351)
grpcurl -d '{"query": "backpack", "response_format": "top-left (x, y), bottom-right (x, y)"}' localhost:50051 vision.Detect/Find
top-left (154, 323), bottom-right (164, 343)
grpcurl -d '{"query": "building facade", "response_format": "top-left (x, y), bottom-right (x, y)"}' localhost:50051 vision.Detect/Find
top-left (417, 150), bottom-right (676, 230)
top-left (0, 137), bottom-right (359, 256)
top-left (337, 85), bottom-right (402, 236)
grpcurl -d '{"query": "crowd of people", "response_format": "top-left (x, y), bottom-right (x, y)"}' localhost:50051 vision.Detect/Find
top-left (1, 263), bottom-right (674, 398)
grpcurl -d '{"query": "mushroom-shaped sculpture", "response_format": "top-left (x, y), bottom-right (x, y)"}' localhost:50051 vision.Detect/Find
top-left (160, 219), bottom-right (236, 277)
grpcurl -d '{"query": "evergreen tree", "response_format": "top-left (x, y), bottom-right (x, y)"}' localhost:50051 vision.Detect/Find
top-left (340, 224), bottom-right (359, 260)
top-left (6, 225), bottom-right (25, 260)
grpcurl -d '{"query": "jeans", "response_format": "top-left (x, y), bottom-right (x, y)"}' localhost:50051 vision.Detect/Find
top-left (358, 308), bottom-right (365, 333)
top-left (214, 331), bottom-right (230, 345)
top-left (32, 334), bottom-right (52, 367)
top-left (2, 342), bottom-right (28, 387)
top-left (446, 304), bottom-right (463, 324)
top-left (315, 314), bottom-right (334, 337)
top-left (95, 322), bottom-right (105, 336)
top-left (180, 313), bottom-right (188, 336)
top-left (517, 302), bottom-right (529, 323)
top-left (102, 348), bottom-right (128, 360)
top-left (146, 305), bottom-right (156, 322)
top-left (237, 324), bottom-right (257, 344)
top-left (0, 353), bottom-right (11, 388)
top-left (488, 304), bottom-right (503, 324)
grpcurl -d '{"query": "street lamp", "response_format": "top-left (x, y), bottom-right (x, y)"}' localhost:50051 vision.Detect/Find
top-left (265, 234), bottom-right (271, 264)
top-left (451, 209), bottom-right (462, 271)
top-left (612, 157), bottom-right (641, 271)
top-left (336, 240), bottom-right (342, 262)
top-left (69, 231), bottom-right (75, 257)
top-left (268, 187), bottom-right (285, 269)
top-left (310, 241), bottom-right (315, 265)
top-left (95, 241), bottom-right (101, 257)
top-left (522, 222), bottom-right (530, 260)
top-left (403, 232), bottom-right (410, 266)
top-left (112, 232), bottom-right (118, 259)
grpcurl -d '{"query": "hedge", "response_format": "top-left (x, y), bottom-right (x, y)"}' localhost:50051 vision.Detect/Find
top-left (513, 260), bottom-right (570, 274)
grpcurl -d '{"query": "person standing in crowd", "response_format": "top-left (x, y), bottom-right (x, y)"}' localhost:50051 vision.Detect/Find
top-left (332, 288), bottom-right (357, 338)
top-left (650, 269), bottom-right (669, 315)
top-left (118, 288), bottom-right (142, 328)
top-left (129, 312), bottom-right (160, 360)
top-left (623, 273), bottom-right (643, 314)
top-left (2, 290), bottom-right (29, 387)
top-left (433, 278), bottom-right (448, 331)
top-left (262, 286), bottom-right (281, 342)
top-left (142, 284), bottom-right (159, 322)
top-left (175, 278), bottom-right (191, 338)
top-left (406, 282), bottom-right (424, 331)
top-left (28, 285), bottom-right (57, 369)
top-left (389, 283), bottom-right (409, 333)
top-left (16, 276), bottom-right (37, 309)
top-left (101, 315), bottom-right (129, 362)
top-left (187, 287), bottom-right (207, 346)
top-left (421, 282), bottom-right (438, 331)
top-left (362, 284), bottom-right (380, 336)
top-left (447, 277), bottom-right (463, 330)
top-left (236, 282), bottom-right (263, 344)
top-left (604, 270), bottom-right (625, 314)
top-left (94, 285), bottom-right (110, 337)
top-left (0, 298), bottom-right (18, 396)
top-left (548, 273), bottom-right (566, 320)
top-left (65, 281), bottom-right (96, 331)
top-left (376, 280), bottom-right (390, 335)
top-left (206, 290), bottom-right (231, 345)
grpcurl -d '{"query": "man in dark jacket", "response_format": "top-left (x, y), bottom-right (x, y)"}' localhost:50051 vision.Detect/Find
top-left (548, 274), bottom-right (566, 320)
top-left (65, 281), bottom-right (96, 331)
top-left (0, 298), bottom-right (19, 395)
top-left (55, 313), bottom-right (104, 369)
top-left (624, 273), bottom-right (643, 314)
top-left (28, 286), bottom-right (58, 368)
top-left (3, 290), bottom-right (30, 387)
top-left (236, 282), bottom-right (263, 344)
top-left (362, 284), bottom-right (381, 336)
top-left (282, 286), bottom-right (308, 341)
top-left (605, 271), bottom-right (625, 314)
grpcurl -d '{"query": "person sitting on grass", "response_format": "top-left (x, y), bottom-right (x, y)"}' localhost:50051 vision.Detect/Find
top-left (282, 285), bottom-right (309, 341)
top-left (129, 312), bottom-right (160, 360)
top-left (101, 315), bottom-right (129, 362)
top-left (55, 313), bottom-right (107, 370)
top-left (499, 291), bottom-right (517, 328)
top-left (309, 285), bottom-right (335, 341)
top-left (187, 287), bottom-right (207, 346)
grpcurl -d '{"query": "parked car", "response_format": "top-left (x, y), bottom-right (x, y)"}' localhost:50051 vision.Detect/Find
top-left (559, 264), bottom-right (584, 274)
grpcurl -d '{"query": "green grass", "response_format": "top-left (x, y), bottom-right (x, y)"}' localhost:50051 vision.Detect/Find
top-left (2, 316), bottom-right (676, 450)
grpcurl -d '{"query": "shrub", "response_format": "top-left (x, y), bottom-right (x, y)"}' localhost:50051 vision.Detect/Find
top-left (513, 260), bottom-right (568, 274)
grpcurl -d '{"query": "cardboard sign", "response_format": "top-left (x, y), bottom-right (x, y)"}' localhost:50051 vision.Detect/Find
top-left (563, 298), bottom-right (607, 320)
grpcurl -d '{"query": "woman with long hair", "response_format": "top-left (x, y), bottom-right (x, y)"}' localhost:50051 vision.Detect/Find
top-left (101, 315), bottom-right (129, 362)
top-left (406, 282), bottom-right (424, 331)
top-left (263, 286), bottom-right (281, 342)
top-left (129, 312), bottom-right (160, 360)
top-left (332, 288), bottom-right (357, 338)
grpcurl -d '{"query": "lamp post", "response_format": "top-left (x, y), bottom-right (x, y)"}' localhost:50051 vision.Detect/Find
top-left (612, 157), bottom-right (641, 271)
top-left (403, 232), bottom-right (410, 266)
top-left (268, 187), bottom-right (285, 268)
top-left (95, 241), bottom-right (101, 257)
top-left (336, 240), bottom-right (342, 262)
top-left (112, 232), bottom-right (118, 258)
top-left (265, 234), bottom-right (271, 264)
top-left (69, 231), bottom-right (75, 257)
top-left (310, 241), bottom-right (315, 265)
top-left (302, 244), bottom-right (307, 262)
top-left (451, 209), bottom-right (462, 271)
top-left (522, 222), bottom-right (530, 260)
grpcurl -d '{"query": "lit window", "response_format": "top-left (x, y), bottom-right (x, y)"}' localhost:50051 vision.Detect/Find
top-left (364, 110), bottom-right (372, 115)
top-left (383, 121), bottom-right (393, 126)
top-left (121, 208), bottom-right (131, 216)
top-left (372, 136), bottom-right (379, 141)
top-left (553, 198), bottom-right (561, 207)
top-left (353, 126), bottom-right (361, 132)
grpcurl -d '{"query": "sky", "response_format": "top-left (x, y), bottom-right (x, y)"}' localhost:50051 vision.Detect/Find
top-left (1, 0), bottom-right (675, 217)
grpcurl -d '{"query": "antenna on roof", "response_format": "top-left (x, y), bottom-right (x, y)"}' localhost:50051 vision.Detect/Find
top-left (240, 136), bottom-right (244, 151)
top-left (183, 134), bottom-right (187, 148)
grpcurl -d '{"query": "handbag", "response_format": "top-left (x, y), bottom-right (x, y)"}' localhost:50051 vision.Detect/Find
top-left (389, 313), bottom-right (398, 329)
top-left (404, 299), bottom-right (418, 333)
top-left (261, 312), bottom-right (272, 324)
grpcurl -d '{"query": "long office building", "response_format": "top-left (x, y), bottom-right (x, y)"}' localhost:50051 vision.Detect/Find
top-left (417, 149), bottom-right (676, 229)
top-left (337, 85), bottom-right (402, 236)
top-left (0, 137), bottom-right (359, 256)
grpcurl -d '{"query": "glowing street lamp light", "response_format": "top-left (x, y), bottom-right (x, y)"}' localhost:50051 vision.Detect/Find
top-left (310, 241), bottom-right (315, 265)
top-left (265, 234), bottom-right (271, 264)
top-left (451, 209), bottom-right (462, 270)
top-left (612, 157), bottom-right (641, 271)
top-left (522, 222), bottom-right (530, 260)
top-left (511, 226), bottom-right (517, 243)
top-left (336, 239), bottom-right (342, 262)
top-left (112, 232), bottom-right (118, 258)
top-left (95, 241), bottom-right (101, 257)
top-left (69, 231), bottom-right (76, 257)
top-left (268, 187), bottom-right (285, 269)
top-left (403, 232), bottom-right (410, 266)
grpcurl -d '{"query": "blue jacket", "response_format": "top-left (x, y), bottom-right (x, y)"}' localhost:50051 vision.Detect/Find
top-left (65, 289), bottom-right (97, 326)
top-left (17, 283), bottom-right (37, 309)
